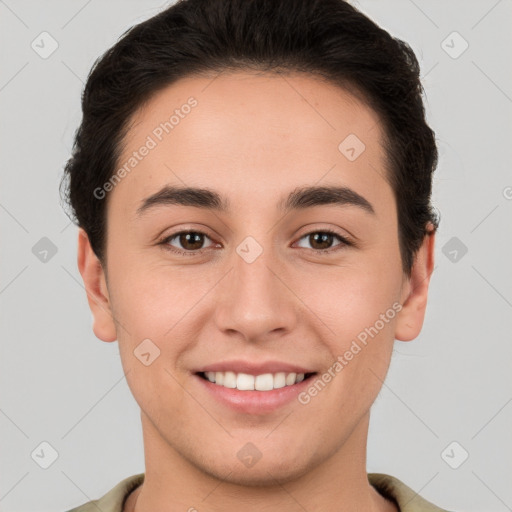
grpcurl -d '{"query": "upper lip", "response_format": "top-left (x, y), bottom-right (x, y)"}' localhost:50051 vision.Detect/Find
top-left (195, 360), bottom-right (316, 376)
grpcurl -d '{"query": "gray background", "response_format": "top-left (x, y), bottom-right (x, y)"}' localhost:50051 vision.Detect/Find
top-left (1, 0), bottom-right (511, 510)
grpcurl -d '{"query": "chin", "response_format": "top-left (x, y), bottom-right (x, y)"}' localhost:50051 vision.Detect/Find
top-left (194, 452), bottom-right (313, 487)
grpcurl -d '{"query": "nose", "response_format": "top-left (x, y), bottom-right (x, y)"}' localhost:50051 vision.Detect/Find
top-left (214, 243), bottom-right (299, 343)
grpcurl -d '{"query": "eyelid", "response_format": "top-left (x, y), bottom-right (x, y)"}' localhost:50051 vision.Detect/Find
top-left (158, 226), bottom-right (354, 256)
top-left (293, 228), bottom-right (353, 251)
top-left (159, 228), bottom-right (218, 256)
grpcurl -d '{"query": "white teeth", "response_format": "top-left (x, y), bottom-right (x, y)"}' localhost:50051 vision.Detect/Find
top-left (237, 373), bottom-right (255, 390)
top-left (255, 373), bottom-right (274, 391)
top-left (285, 372), bottom-right (297, 386)
top-left (273, 372), bottom-right (286, 389)
top-left (223, 371), bottom-right (237, 388)
top-left (201, 370), bottom-right (310, 391)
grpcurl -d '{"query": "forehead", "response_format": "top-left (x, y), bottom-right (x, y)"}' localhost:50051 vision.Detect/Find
top-left (110, 71), bottom-right (391, 218)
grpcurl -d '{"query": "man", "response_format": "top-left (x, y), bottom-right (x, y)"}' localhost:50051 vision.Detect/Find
top-left (61, 0), bottom-right (449, 510)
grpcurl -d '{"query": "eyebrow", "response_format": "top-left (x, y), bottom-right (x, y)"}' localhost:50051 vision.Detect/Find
top-left (136, 184), bottom-right (375, 217)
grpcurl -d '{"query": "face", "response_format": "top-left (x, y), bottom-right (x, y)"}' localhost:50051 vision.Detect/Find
top-left (79, 71), bottom-right (434, 485)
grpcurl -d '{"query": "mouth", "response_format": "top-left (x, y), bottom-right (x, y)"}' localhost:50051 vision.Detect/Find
top-left (194, 370), bottom-right (318, 414)
top-left (192, 360), bottom-right (319, 414)
top-left (196, 370), bottom-right (317, 391)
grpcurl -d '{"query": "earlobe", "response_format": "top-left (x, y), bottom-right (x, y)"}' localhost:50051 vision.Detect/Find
top-left (395, 225), bottom-right (436, 342)
top-left (77, 228), bottom-right (117, 342)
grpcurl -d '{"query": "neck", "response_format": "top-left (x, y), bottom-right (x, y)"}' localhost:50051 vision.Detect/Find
top-left (126, 411), bottom-right (397, 512)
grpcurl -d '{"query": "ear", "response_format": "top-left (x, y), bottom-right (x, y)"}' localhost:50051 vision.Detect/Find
top-left (395, 224), bottom-right (436, 342)
top-left (77, 228), bottom-right (117, 342)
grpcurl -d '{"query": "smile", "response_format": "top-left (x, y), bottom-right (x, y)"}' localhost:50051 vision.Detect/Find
top-left (198, 371), bottom-right (315, 391)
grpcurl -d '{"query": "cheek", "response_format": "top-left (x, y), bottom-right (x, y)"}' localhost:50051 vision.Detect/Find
top-left (301, 261), bottom-right (402, 343)
top-left (296, 257), bottom-right (401, 399)
top-left (296, 270), bottom-right (400, 426)
top-left (108, 262), bottom-right (220, 375)
top-left (108, 265), bottom-right (201, 416)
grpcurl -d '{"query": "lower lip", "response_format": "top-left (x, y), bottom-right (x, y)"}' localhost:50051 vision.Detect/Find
top-left (193, 373), bottom-right (315, 414)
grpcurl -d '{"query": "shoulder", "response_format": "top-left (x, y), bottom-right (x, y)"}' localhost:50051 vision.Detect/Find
top-left (368, 473), bottom-right (455, 512)
top-left (64, 473), bottom-right (145, 512)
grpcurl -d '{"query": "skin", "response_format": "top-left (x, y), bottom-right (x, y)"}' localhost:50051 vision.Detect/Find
top-left (78, 71), bottom-right (435, 512)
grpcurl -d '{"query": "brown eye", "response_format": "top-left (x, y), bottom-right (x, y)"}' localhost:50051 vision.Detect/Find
top-left (309, 232), bottom-right (335, 250)
top-left (160, 228), bottom-right (351, 257)
top-left (295, 230), bottom-right (351, 252)
top-left (162, 231), bottom-right (215, 254)
top-left (177, 232), bottom-right (205, 250)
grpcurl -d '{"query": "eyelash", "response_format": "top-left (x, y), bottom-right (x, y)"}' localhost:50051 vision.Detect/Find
top-left (158, 228), bottom-right (353, 257)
